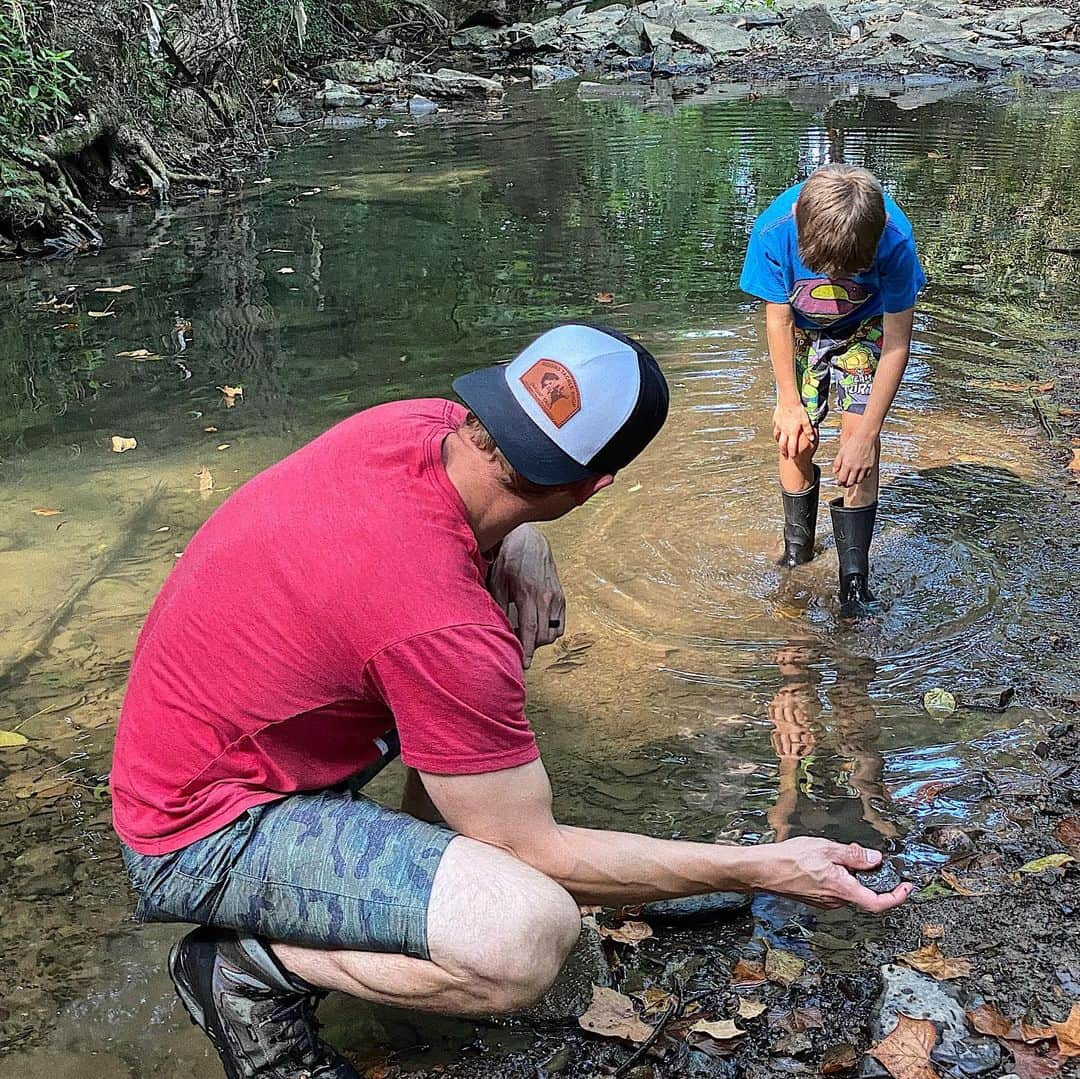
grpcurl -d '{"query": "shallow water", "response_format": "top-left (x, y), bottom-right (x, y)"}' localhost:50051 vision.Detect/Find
top-left (1, 79), bottom-right (1078, 1073)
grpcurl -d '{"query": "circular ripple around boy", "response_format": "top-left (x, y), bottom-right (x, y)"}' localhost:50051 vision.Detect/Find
top-left (739, 164), bottom-right (926, 616)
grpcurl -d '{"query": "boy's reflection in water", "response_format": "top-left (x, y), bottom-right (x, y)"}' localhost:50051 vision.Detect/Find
top-left (766, 640), bottom-right (900, 846)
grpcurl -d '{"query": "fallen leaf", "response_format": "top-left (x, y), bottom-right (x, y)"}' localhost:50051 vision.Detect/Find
top-left (32, 507), bottom-right (61, 516)
top-left (87, 309), bottom-right (116, 318)
top-left (577, 985), bottom-right (653, 1043)
top-left (820, 1042), bottom-right (858, 1074)
top-left (737, 998), bottom-right (766, 1020)
top-left (597, 920), bottom-right (653, 945)
top-left (197, 467), bottom-right (214, 494)
top-left (627, 482), bottom-right (642, 493)
top-left (632, 987), bottom-right (675, 1017)
top-left (220, 384), bottom-right (244, 408)
top-left (1051, 1004), bottom-right (1080, 1058)
top-left (116, 348), bottom-right (160, 360)
top-left (253, 177), bottom-right (272, 185)
top-left (869, 1014), bottom-right (940, 1079)
top-left (393, 130), bottom-right (415, 137)
top-left (923, 688), bottom-right (956, 716)
top-left (921, 923), bottom-right (944, 940)
top-left (939, 869), bottom-right (987, 896)
top-left (277, 266), bottom-right (296, 274)
top-left (1011, 1041), bottom-right (1064, 1079)
top-left (1017, 854), bottom-right (1074, 874)
top-left (1066, 450), bottom-right (1080, 475)
top-left (1054, 818), bottom-right (1080, 861)
top-left (0, 731), bottom-right (29, 748)
top-left (111, 435), bottom-right (137, 453)
top-left (730, 958), bottom-right (766, 986)
top-left (204, 426), bottom-right (218, 433)
top-left (765, 948), bottom-right (805, 986)
top-left (216, 443), bottom-right (231, 451)
top-left (690, 1018), bottom-right (744, 1041)
top-left (900, 943), bottom-right (973, 981)
top-left (778, 1005), bottom-right (824, 1033)
top-left (94, 284), bottom-right (136, 293)
top-left (986, 379), bottom-right (1055, 393)
top-left (595, 291), bottom-right (615, 303)
top-left (964, 1001), bottom-right (1053, 1042)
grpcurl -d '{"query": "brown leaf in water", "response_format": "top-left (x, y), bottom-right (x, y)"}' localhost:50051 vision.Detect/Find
top-left (116, 348), bottom-right (160, 360)
top-left (900, 943), bottom-right (973, 980)
top-left (632, 986), bottom-right (675, 1017)
top-left (737, 998), bottom-right (766, 1020)
top-left (820, 1042), bottom-right (858, 1074)
top-left (220, 384), bottom-right (244, 408)
top-left (730, 958), bottom-right (766, 986)
top-left (986, 379), bottom-right (1055, 393)
top-left (577, 985), bottom-right (653, 1043)
top-left (1050, 1004), bottom-right (1080, 1058)
top-left (965, 1001), bottom-right (1035, 1041)
top-left (111, 435), bottom-right (137, 453)
top-left (765, 948), bottom-right (805, 986)
top-left (94, 284), bottom-right (136, 293)
top-left (869, 1014), bottom-right (941, 1079)
top-left (1053, 819), bottom-right (1080, 859)
top-left (1066, 450), bottom-right (1080, 474)
top-left (778, 1005), bottom-right (824, 1033)
top-left (597, 919), bottom-right (653, 945)
top-left (939, 869), bottom-right (987, 896)
top-left (216, 443), bottom-right (231, 451)
top-left (690, 1018), bottom-right (744, 1041)
top-left (1010, 1041), bottom-right (1064, 1079)
top-left (594, 291), bottom-right (615, 303)
top-left (204, 426), bottom-right (218, 433)
top-left (921, 923), bottom-right (945, 940)
top-left (32, 507), bottom-right (61, 516)
top-left (197, 467), bottom-right (215, 494)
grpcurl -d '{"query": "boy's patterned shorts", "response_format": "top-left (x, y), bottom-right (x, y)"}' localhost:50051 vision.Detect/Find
top-left (794, 315), bottom-right (883, 426)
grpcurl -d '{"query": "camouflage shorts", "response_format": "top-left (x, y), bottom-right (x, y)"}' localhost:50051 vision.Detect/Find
top-left (794, 316), bottom-right (883, 426)
top-left (120, 785), bottom-right (455, 960)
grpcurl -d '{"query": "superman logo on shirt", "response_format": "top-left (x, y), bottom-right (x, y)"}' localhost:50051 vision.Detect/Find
top-left (789, 278), bottom-right (872, 327)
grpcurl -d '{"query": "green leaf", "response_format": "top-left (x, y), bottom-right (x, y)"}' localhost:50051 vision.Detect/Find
top-left (1018, 853), bottom-right (1074, 874)
top-left (0, 730), bottom-right (29, 748)
top-left (28, 83), bottom-right (39, 99)
top-left (923, 688), bottom-right (956, 716)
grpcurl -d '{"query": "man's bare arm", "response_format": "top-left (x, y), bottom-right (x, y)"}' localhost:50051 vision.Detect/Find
top-left (419, 759), bottom-right (911, 913)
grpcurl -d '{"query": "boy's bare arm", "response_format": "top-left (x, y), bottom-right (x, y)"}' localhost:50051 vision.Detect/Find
top-left (765, 302), bottom-right (816, 458)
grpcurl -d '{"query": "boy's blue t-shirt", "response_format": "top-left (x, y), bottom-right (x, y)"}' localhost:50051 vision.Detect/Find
top-left (739, 183), bottom-right (926, 333)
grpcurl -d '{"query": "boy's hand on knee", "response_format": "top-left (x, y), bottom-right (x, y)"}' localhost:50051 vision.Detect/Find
top-left (773, 403), bottom-right (816, 459)
top-left (833, 434), bottom-right (877, 487)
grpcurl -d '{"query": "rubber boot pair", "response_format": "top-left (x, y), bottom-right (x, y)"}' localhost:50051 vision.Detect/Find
top-left (777, 467), bottom-right (877, 617)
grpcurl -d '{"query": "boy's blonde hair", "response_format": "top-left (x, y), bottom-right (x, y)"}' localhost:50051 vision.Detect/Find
top-left (795, 164), bottom-right (886, 278)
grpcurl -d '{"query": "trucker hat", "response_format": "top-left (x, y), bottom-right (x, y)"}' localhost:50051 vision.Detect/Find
top-left (452, 324), bottom-right (670, 486)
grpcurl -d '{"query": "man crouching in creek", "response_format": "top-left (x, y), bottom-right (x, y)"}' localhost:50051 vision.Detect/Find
top-left (110, 324), bottom-right (912, 1079)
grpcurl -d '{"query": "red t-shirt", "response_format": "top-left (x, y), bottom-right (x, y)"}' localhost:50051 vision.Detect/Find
top-left (111, 399), bottom-right (538, 855)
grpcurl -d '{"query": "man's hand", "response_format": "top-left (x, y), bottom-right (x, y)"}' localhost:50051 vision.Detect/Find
top-left (751, 837), bottom-right (912, 913)
top-left (488, 524), bottom-right (565, 669)
top-left (773, 402), bottom-right (818, 460)
top-left (833, 433), bottom-right (878, 488)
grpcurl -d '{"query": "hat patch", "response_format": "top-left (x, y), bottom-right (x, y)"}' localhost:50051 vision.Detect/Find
top-left (518, 359), bottom-right (581, 428)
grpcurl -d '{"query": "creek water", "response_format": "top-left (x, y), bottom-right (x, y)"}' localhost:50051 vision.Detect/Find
top-left (0, 79), bottom-right (1078, 1076)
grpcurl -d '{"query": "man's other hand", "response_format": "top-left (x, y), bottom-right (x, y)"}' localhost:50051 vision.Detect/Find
top-left (754, 837), bottom-right (913, 912)
top-left (488, 524), bottom-right (565, 669)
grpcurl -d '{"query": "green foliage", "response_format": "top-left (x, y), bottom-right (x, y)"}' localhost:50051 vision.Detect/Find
top-left (0, 11), bottom-right (89, 137)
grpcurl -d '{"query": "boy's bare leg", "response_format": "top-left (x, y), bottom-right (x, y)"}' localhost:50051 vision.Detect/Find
top-left (778, 439), bottom-right (818, 493)
top-left (837, 411), bottom-right (879, 507)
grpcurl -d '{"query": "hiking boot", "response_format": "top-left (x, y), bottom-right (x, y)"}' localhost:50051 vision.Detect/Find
top-left (829, 497), bottom-right (877, 617)
top-left (169, 926), bottom-right (360, 1079)
top-left (777, 465), bottom-right (820, 568)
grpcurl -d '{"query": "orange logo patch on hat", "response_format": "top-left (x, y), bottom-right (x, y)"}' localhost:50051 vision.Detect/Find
top-left (519, 359), bottom-right (581, 428)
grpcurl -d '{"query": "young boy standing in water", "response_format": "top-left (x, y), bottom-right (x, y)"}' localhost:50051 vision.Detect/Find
top-left (739, 165), bottom-right (925, 615)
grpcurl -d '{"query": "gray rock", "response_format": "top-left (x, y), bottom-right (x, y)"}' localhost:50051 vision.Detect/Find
top-left (1003, 44), bottom-right (1049, 66)
top-left (451, 24), bottom-right (507, 47)
top-left (889, 11), bottom-right (971, 44)
top-left (638, 890), bottom-right (752, 926)
top-left (785, 3), bottom-right (846, 41)
top-left (504, 19), bottom-right (561, 50)
top-left (982, 6), bottom-right (1074, 40)
top-left (312, 58), bottom-right (406, 84)
top-left (609, 14), bottom-right (647, 54)
top-left (922, 39), bottom-right (1004, 70)
top-left (317, 80), bottom-right (371, 108)
top-left (643, 18), bottom-right (674, 47)
top-left (854, 861), bottom-right (903, 894)
top-left (407, 94), bottom-right (438, 114)
top-left (653, 45), bottom-right (714, 75)
top-left (862, 965), bottom-right (1001, 1079)
top-left (576, 79), bottom-right (651, 100)
top-left (273, 103), bottom-right (305, 126)
top-left (409, 68), bottom-right (504, 98)
top-left (531, 62), bottom-right (578, 85)
top-left (1048, 47), bottom-right (1080, 66)
top-left (673, 15), bottom-right (749, 55)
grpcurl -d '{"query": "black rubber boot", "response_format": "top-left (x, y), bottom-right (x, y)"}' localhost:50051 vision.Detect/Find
top-left (169, 927), bottom-right (360, 1079)
top-left (829, 497), bottom-right (878, 617)
top-left (777, 465), bottom-right (821, 568)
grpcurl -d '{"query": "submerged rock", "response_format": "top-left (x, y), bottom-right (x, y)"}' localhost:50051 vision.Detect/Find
top-left (408, 95), bottom-right (438, 115)
top-left (862, 965), bottom-right (1001, 1078)
top-left (638, 890), bottom-right (752, 927)
top-left (519, 923), bottom-right (609, 1021)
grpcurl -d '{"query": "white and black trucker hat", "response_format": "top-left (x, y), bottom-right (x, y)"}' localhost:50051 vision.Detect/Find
top-left (452, 324), bottom-right (670, 486)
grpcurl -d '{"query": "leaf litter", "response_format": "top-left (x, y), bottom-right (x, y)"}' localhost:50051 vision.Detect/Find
top-left (869, 1013), bottom-right (940, 1079)
top-left (899, 943), bottom-right (973, 980)
top-left (577, 985), bottom-right (653, 1043)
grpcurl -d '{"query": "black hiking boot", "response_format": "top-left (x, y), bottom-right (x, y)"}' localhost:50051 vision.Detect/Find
top-left (169, 926), bottom-right (360, 1079)
top-left (829, 497), bottom-right (878, 617)
top-left (777, 465), bottom-right (821, 568)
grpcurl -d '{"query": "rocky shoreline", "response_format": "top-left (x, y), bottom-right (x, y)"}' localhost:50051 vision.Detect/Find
top-left (291, 0), bottom-right (1080, 126)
